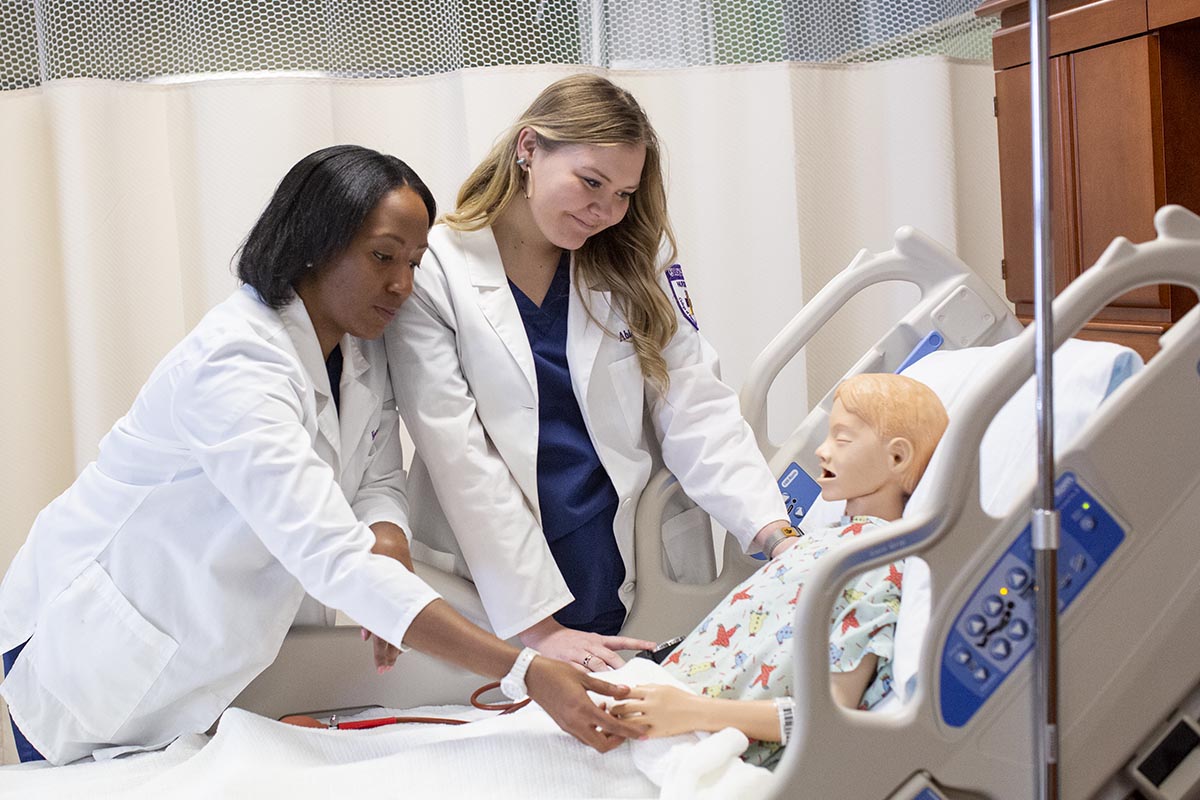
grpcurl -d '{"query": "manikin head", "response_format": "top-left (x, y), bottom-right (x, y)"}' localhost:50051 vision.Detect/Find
top-left (815, 373), bottom-right (948, 521)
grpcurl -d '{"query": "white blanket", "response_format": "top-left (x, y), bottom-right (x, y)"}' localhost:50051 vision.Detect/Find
top-left (0, 661), bottom-right (775, 800)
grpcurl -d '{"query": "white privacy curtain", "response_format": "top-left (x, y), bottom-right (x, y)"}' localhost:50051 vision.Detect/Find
top-left (0, 58), bottom-right (1005, 585)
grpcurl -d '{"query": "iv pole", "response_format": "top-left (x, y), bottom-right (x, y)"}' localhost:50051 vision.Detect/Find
top-left (1028, 1), bottom-right (1061, 798)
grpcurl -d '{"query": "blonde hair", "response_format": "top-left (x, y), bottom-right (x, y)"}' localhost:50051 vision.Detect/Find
top-left (834, 373), bottom-right (949, 495)
top-left (444, 73), bottom-right (678, 389)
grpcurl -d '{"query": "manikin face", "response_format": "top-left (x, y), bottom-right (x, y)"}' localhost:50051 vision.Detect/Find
top-left (300, 187), bottom-right (429, 355)
top-left (520, 137), bottom-right (646, 250)
top-left (814, 398), bottom-right (896, 505)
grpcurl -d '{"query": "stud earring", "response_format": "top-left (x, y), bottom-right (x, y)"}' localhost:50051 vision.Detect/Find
top-left (516, 157), bottom-right (527, 168)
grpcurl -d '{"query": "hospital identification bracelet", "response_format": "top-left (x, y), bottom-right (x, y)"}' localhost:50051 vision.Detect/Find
top-left (775, 696), bottom-right (795, 745)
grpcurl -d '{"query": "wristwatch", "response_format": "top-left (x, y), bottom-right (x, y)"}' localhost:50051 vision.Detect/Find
top-left (500, 647), bottom-right (538, 701)
top-left (759, 525), bottom-right (801, 558)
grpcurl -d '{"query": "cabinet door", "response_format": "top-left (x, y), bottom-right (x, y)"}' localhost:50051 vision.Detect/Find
top-left (995, 57), bottom-right (1077, 307)
top-left (1071, 34), bottom-right (1169, 309)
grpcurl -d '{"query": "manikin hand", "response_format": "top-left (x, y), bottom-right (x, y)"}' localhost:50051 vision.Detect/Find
top-left (525, 656), bottom-right (649, 752)
top-left (520, 617), bottom-right (656, 671)
top-left (608, 684), bottom-right (706, 738)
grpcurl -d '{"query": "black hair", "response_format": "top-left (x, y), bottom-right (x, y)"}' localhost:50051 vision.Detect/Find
top-left (235, 144), bottom-right (437, 308)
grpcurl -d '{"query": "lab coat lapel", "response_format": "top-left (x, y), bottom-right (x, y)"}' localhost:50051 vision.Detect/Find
top-left (336, 336), bottom-right (377, 472)
top-left (279, 296), bottom-right (342, 471)
top-left (461, 227), bottom-right (537, 396)
top-left (567, 256), bottom-right (611, 415)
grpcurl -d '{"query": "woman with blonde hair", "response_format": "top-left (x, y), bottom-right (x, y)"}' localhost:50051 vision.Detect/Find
top-left (386, 74), bottom-right (792, 671)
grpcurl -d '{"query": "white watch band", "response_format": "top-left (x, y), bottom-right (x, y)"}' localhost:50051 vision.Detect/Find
top-left (500, 647), bottom-right (538, 701)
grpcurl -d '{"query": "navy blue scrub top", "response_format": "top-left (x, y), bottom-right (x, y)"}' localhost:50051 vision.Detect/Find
top-left (509, 253), bottom-right (626, 636)
top-left (326, 344), bottom-right (343, 414)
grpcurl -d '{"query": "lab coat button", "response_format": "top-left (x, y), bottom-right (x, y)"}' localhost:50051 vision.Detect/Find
top-left (621, 581), bottom-right (636, 594)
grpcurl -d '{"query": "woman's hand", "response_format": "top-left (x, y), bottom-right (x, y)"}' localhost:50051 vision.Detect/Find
top-left (363, 521), bottom-right (412, 673)
top-left (608, 684), bottom-right (707, 738)
top-left (525, 657), bottom-right (648, 753)
top-left (362, 627), bottom-right (401, 673)
top-left (519, 617), bottom-right (655, 671)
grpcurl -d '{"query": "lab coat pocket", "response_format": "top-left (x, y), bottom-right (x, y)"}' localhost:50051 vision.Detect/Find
top-left (28, 562), bottom-right (178, 740)
top-left (607, 354), bottom-right (645, 441)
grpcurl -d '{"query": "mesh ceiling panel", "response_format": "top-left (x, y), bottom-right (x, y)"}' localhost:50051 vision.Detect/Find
top-left (2, 0), bottom-right (995, 92)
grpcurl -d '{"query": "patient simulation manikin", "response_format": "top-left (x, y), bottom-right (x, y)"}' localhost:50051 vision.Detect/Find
top-left (612, 373), bottom-right (948, 766)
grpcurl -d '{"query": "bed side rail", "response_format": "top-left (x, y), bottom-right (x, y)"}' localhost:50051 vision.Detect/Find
top-left (774, 205), bottom-right (1200, 799)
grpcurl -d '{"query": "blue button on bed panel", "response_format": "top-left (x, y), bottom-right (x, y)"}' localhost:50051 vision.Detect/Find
top-left (939, 472), bottom-right (1125, 727)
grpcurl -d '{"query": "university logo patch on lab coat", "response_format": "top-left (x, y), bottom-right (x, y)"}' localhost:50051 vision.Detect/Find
top-left (666, 264), bottom-right (698, 330)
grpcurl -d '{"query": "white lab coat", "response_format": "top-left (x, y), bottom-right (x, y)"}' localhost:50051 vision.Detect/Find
top-left (385, 225), bottom-right (786, 639)
top-left (0, 286), bottom-right (439, 764)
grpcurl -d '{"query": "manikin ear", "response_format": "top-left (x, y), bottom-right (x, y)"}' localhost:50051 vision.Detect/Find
top-left (887, 436), bottom-right (915, 480)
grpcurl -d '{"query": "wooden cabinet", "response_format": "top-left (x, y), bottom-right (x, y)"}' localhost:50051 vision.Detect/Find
top-left (979, 0), bottom-right (1200, 360)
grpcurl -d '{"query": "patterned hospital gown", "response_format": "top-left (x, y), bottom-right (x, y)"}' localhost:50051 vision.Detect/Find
top-left (661, 516), bottom-right (903, 766)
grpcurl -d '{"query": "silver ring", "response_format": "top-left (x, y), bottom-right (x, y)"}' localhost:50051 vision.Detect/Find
top-left (582, 654), bottom-right (593, 669)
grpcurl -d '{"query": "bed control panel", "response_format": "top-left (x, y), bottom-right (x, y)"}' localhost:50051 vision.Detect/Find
top-left (756, 462), bottom-right (824, 560)
top-left (778, 461), bottom-right (821, 529)
top-left (939, 472), bottom-right (1125, 727)
top-left (885, 773), bottom-right (950, 799)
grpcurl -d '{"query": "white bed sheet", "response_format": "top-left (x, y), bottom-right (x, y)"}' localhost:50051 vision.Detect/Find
top-left (0, 660), bottom-right (774, 800)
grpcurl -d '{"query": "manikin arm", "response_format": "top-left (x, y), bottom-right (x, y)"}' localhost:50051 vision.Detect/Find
top-left (610, 655), bottom-right (877, 740)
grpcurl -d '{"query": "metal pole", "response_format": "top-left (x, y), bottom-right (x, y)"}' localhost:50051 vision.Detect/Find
top-left (1028, 1), bottom-right (1061, 798)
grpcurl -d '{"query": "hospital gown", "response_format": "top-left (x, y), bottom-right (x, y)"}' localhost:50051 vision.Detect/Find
top-left (662, 516), bottom-right (903, 766)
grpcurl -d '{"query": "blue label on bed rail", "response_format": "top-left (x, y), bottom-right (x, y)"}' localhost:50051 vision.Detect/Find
top-left (939, 472), bottom-right (1124, 727)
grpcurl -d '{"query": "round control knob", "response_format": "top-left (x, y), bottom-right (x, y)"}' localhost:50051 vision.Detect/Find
top-left (989, 639), bottom-right (1012, 660)
top-left (1008, 619), bottom-right (1029, 641)
top-left (983, 595), bottom-right (1004, 617)
top-left (966, 615), bottom-right (987, 636)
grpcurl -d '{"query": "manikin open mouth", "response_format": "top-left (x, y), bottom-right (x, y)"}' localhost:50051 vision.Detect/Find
top-left (821, 467), bottom-right (836, 479)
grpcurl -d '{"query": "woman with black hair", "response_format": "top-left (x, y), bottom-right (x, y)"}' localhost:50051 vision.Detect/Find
top-left (0, 145), bottom-right (642, 765)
